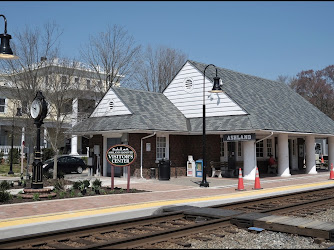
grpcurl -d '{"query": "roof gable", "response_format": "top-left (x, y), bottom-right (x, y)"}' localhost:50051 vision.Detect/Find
top-left (90, 88), bottom-right (132, 117)
top-left (163, 61), bottom-right (247, 118)
top-left (188, 60), bottom-right (334, 134)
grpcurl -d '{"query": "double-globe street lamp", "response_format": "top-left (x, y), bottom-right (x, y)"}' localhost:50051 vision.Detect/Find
top-left (200, 64), bottom-right (223, 187)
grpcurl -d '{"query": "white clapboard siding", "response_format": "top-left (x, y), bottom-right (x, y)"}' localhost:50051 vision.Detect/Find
top-left (90, 89), bottom-right (132, 117)
top-left (163, 62), bottom-right (248, 118)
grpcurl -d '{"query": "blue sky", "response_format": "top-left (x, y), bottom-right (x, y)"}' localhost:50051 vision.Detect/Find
top-left (2, 1), bottom-right (334, 81)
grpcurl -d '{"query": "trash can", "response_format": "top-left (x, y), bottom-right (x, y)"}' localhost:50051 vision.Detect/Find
top-left (158, 159), bottom-right (170, 180)
top-left (150, 168), bottom-right (156, 179)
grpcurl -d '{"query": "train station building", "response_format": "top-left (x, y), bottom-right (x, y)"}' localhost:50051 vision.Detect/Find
top-left (70, 60), bottom-right (334, 180)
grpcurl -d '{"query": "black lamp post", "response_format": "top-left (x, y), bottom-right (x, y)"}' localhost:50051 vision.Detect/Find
top-left (200, 64), bottom-right (223, 187)
top-left (8, 107), bottom-right (22, 175)
top-left (0, 15), bottom-right (18, 59)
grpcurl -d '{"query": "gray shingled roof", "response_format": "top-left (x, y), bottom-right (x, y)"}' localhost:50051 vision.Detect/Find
top-left (188, 60), bottom-right (334, 134)
top-left (71, 60), bottom-right (334, 135)
top-left (71, 87), bottom-right (188, 133)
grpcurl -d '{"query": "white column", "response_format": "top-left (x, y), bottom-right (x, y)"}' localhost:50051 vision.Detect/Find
top-left (305, 135), bottom-right (317, 174)
top-left (278, 133), bottom-right (291, 177)
top-left (20, 127), bottom-right (25, 174)
top-left (328, 137), bottom-right (334, 170)
top-left (70, 98), bottom-right (79, 155)
top-left (243, 140), bottom-right (256, 180)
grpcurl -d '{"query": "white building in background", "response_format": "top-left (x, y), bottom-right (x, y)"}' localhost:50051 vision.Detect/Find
top-left (0, 58), bottom-right (122, 160)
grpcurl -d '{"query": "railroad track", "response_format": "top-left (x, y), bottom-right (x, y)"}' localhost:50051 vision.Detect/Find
top-left (1, 186), bottom-right (334, 249)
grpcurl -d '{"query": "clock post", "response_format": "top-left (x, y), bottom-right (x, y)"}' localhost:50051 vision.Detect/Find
top-left (31, 91), bottom-right (48, 189)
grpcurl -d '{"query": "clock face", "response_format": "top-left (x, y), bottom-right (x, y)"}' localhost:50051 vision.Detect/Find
top-left (30, 99), bottom-right (42, 119)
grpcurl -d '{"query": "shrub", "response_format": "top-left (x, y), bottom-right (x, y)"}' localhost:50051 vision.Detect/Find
top-left (54, 179), bottom-right (66, 191)
top-left (92, 179), bottom-right (102, 193)
top-left (0, 180), bottom-right (11, 190)
top-left (59, 191), bottom-right (66, 199)
top-left (72, 181), bottom-right (82, 190)
top-left (42, 148), bottom-right (55, 162)
top-left (0, 190), bottom-right (12, 202)
top-left (69, 189), bottom-right (76, 197)
top-left (7, 148), bottom-right (20, 164)
top-left (32, 193), bottom-right (40, 201)
top-left (83, 180), bottom-right (90, 188)
top-left (92, 178), bottom-right (102, 188)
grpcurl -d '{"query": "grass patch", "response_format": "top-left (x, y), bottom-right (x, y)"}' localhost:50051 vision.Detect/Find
top-left (0, 163), bottom-right (27, 176)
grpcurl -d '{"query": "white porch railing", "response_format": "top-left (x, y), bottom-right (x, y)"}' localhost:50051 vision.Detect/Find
top-left (0, 146), bottom-right (45, 158)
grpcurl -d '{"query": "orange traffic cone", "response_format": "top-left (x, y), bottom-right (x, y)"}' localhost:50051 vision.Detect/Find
top-left (329, 163), bottom-right (334, 180)
top-left (236, 168), bottom-right (246, 191)
top-left (253, 167), bottom-right (263, 190)
top-left (321, 155), bottom-right (324, 164)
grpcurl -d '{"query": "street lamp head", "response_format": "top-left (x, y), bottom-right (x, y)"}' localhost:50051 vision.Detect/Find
top-left (0, 15), bottom-right (18, 59)
top-left (209, 76), bottom-right (224, 93)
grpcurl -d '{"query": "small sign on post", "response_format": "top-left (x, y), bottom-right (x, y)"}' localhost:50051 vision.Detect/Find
top-left (106, 144), bottom-right (137, 192)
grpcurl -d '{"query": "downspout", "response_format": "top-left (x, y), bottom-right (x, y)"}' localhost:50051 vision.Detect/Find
top-left (255, 132), bottom-right (274, 144)
top-left (141, 132), bottom-right (156, 178)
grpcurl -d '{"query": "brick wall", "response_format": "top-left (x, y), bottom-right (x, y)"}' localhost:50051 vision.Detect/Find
top-left (94, 133), bottom-right (222, 178)
top-left (128, 133), bottom-right (157, 178)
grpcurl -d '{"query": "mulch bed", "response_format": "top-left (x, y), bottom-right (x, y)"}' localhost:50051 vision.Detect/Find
top-left (0, 178), bottom-right (148, 205)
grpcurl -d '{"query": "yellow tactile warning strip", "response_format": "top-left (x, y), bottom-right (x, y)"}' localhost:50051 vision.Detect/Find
top-left (0, 181), bottom-right (333, 229)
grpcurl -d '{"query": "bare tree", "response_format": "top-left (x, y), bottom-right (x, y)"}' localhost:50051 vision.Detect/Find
top-left (276, 75), bottom-right (295, 85)
top-left (0, 22), bottom-right (83, 179)
top-left (80, 24), bottom-right (141, 95)
top-left (0, 22), bottom-right (62, 105)
top-left (134, 45), bottom-right (187, 92)
top-left (289, 67), bottom-right (334, 120)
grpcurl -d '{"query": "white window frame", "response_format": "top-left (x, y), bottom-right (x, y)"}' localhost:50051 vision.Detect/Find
top-left (156, 134), bottom-right (169, 160)
top-left (267, 139), bottom-right (273, 157)
top-left (256, 140), bottom-right (264, 157)
top-left (220, 136), bottom-right (227, 162)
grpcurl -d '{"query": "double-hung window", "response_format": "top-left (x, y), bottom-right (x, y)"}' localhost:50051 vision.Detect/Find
top-left (0, 98), bottom-right (5, 113)
top-left (256, 140), bottom-right (264, 157)
top-left (156, 137), bottom-right (166, 159)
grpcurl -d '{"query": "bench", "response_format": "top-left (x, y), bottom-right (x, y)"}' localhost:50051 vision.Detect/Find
top-left (267, 164), bottom-right (277, 174)
top-left (210, 161), bottom-right (238, 178)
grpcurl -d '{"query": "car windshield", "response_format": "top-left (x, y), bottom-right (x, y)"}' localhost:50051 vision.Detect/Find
top-left (44, 158), bottom-right (54, 164)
